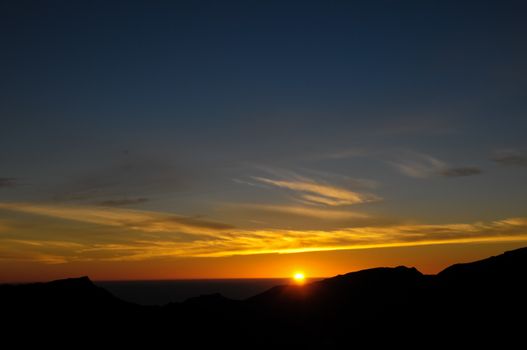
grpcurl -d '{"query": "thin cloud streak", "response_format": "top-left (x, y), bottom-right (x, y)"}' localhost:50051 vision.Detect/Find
top-left (491, 149), bottom-right (527, 166)
top-left (0, 203), bottom-right (233, 236)
top-left (440, 167), bottom-right (482, 177)
top-left (139, 217), bottom-right (527, 258)
top-left (95, 198), bottom-right (149, 206)
top-left (1, 202), bottom-right (527, 262)
top-left (390, 153), bottom-right (446, 178)
top-left (0, 178), bottom-right (18, 188)
top-left (390, 151), bottom-right (482, 178)
top-left (253, 177), bottom-right (380, 206)
top-left (311, 148), bottom-right (369, 160)
top-left (236, 203), bottom-right (370, 220)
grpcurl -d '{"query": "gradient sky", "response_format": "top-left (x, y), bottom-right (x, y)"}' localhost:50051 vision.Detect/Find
top-left (1, 0), bottom-right (527, 282)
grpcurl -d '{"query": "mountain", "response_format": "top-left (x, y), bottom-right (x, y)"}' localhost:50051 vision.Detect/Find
top-left (433, 247), bottom-right (527, 339)
top-left (1, 276), bottom-right (127, 309)
top-left (439, 246), bottom-right (527, 283)
top-left (250, 265), bottom-right (423, 308)
top-left (2, 247), bottom-right (527, 346)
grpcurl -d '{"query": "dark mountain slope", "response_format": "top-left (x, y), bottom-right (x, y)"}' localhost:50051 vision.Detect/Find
top-left (431, 247), bottom-right (527, 336)
top-left (2, 247), bottom-right (526, 346)
top-left (439, 246), bottom-right (527, 284)
top-left (250, 266), bottom-right (423, 307)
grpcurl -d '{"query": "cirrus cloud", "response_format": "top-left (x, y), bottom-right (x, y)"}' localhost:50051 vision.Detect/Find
top-left (390, 151), bottom-right (482, 178)
top-left (440, 167), bottom-right (482, 177)
top-left (0, 178), bottom-right (18, 188)
top-left (1, 202), bottom-right (527, 263)
top-left (0, 202), bottom-right (234, 236)
top-left (95, 197), bottom-right (149, 207)
top-left (491, 149), bottom-right (527, 166)
top-left (253, 177), bottom-right (380, 206)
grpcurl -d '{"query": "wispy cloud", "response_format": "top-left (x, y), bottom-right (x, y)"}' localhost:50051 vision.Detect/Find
top-left (0, 203), bottom-right (233, 236)
top-left (313, 148), bottom-right (369, 160)
top-left (107, 217), bottom-right (527, 259)
top-left (235, 204), bottom-right (370, 220)
top-left (0, 222), bottom-right (9, 232)
top-left (390, 151), bottom-right (482, 178)
top-left (253, 177), bottom-right (379, 206)
top-left (51, 153), bottom-right (194, 203)
top-left (491, 149), bottom-right (527, 166)
top-left (95, 198), bottom-right (149, 207)
top-left (4, 205), bottom-right (527, 264)
top-left (298, 168), bottom-right (380, 189)
top-left (440, 167), bottom-right (482, 177)
top-left (3, 239), bottom-right (84, 249)
top-left (1, 202), bottom-right (527, 263)
top-left (232, 178), bottom-right (269, 188)
top-left (390, 152), bottom-right (446, 178)
top-left (0, 178), bottom-right (18, 188)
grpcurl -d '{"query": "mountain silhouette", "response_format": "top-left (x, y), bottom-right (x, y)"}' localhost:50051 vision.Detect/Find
top-left (3, 247), bottom-right (526, 346)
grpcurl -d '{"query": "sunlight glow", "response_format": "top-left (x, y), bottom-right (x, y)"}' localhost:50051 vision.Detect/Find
top-left (293, 272), bottom-right (305, 283)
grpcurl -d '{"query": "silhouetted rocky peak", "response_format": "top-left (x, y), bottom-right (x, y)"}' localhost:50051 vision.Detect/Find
top-left (439, 246), bottom-right (527, 280)
top-left (2, 247), bottom-right (527, 347)
top-left (47, 276), bottom-right (96, 288)
top-left (250, 265), bottom-right (423, 304)
top-left (322, 265), bottom-right (423, 287)
top-left (0, 276), bottom-right (131, 316)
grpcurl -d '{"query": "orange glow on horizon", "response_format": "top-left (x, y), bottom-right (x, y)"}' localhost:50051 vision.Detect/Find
top-left (293, 272), bottom-right (306, 284)
top-left (1, 242), bottom-right (527, 283)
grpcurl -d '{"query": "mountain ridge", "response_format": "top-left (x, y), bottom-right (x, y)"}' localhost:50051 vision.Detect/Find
top-left (2, 247), bottom-right (526, 346)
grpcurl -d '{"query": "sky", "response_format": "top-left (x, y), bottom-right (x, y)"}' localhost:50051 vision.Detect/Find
top-left (1, 0), bottom-right (527, 282)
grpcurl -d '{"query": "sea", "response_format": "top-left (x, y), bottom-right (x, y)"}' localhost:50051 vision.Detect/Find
top-left (95, 278), bottom-right (319, 305)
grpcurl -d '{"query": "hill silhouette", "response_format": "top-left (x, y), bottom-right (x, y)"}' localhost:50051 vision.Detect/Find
top-left (2, 247), bottom-right (526, 346)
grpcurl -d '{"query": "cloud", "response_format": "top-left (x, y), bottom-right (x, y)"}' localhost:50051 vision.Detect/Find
top-left (96, 198), bottom-right (149, 206)
top-left (0, 203), bottom-right (234, 236)
top-left (2, 202), bottom-right (527, 263)
top-left (298, 168), bottom-right (380, 189)
top-left (235, 204), bottom-right (370, 220)
top-left (0, 222), bottom-right (9, 232)
top-left (142, 217), bottom-right (527, 258)
top-left (3, 239), bottom-right (84, 249)
top-left (390, 151), bottom-right (482, 178)
top-left (390, 153), bottom-right (447, 178)
top-left (491, 149), bottom-right (527, 166)
top-left (218, 202), bottom-right (384, 231)
top-left (51, 153), bottom-right (193, 202)
top-left (9, 216), bottom-right (527, 261)
top-left (232, 178), bottom-right (269, 188)
top-left (253, 177), bottom-right (379, 206)
top-left (315, 148), bottom-right (369, 160)
top-left (440, 167), bottom-right (482, 177)
top-left (0, 178), bottom-right (17, 188)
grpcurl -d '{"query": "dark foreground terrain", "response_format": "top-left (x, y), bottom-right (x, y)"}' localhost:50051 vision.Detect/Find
top-left (3, 247), bottom-right (527, 346)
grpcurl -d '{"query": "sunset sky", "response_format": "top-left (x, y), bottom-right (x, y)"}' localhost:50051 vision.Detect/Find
top-left (1, 0), bottom-right (527, 282)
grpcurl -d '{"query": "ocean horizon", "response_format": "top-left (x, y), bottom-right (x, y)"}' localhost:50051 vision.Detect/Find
top-left (95, 278), bottom-right (322, 305)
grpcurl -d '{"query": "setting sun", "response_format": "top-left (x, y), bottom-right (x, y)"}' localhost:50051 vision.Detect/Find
top-left (293, 272), bottom-right (306, 283)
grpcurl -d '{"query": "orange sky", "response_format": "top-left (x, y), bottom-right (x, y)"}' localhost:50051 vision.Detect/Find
top-left (1, 202), bottom-right (527, 282)
top-left (2, 241), bottom-right (526, 282)
top-left (2, 1), bottom-right (527, 284)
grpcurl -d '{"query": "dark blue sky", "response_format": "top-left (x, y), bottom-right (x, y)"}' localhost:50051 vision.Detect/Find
top-left (1, 1), bottom-right (527, 278)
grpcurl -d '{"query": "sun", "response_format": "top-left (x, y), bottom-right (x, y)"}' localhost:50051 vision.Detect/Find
top-left (293, 272), bottom-right (305, 283)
